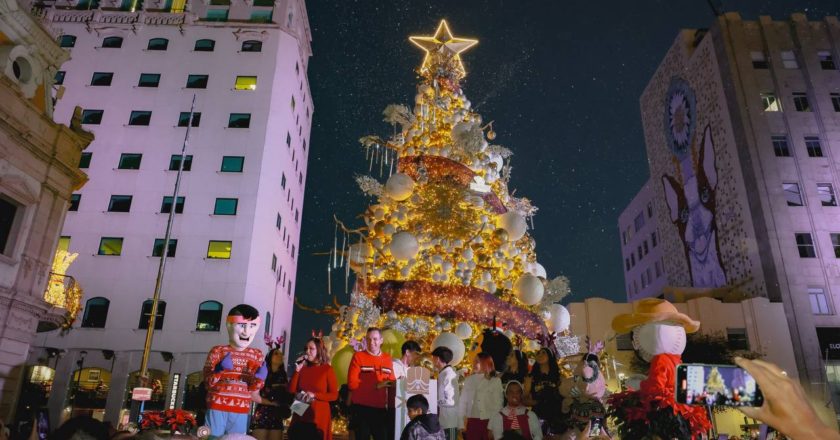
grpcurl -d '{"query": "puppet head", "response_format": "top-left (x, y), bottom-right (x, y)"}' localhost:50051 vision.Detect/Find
top-left (226, 304), bottom-right (261, 350)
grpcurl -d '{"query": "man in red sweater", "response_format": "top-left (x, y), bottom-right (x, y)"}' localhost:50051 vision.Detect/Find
top-left (348, 327), bottom-right (396, 440)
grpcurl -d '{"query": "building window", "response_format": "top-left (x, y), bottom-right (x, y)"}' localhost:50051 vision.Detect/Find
top-left (831, 234), bottom-right (840, 258)
top-left (295, 209), bottom-right (299, 223)
top-left (793, 93), bottom-right (811, 112)
top-left (0, 196), bottom-right (19, 254)
top-left (781, 50), bottom-right (798, 69)
top-left (90, 72), bottom-right (113, 86)
top-left (186, 74), bottom-right (209, 89)
top-left (68, 194), bottom-right (81, 211)
top-left (805, 136), bottom-right (823, 157)
top-left (107, 195), bottom-right (132, 212)
top-left (118, 153), bottom-right (142, 169)
top-left (139, 300), bottom-right (166, 329)
top-left (58, 35), bottom-right (76, 48)
top-left (286, 132), bottom-right (291, 148)
top-left (79, 152), bottom-right (92, 169)
top-left (750, 51), bottom-right (768, 69)
top-left (221, 156), bottom-right (244, 172)
top-left (160, 196), bottom-right (185, 214)
top-left (98, 237), bottom-right (123, 256)
top-left (169, 155), bottom-right (193, 171)
top-left (57, 236), bottom-right (70, 252)
top-left (633, 212), bottom-right (644, 232)
top-left (783, 182), bottom-right (803, 206)
top-left (101, 36), bottom-right (123, 48)
top-left (234, 76), bottom-right (257, 91)
top-left (194, 39), bottom-right (215, 51)
top-left (250, 10), bottom-right (272, 22)
top-left (651, 231), bottom-right (658, 247)
top-left (761, 93), bottom-right (781, 111)
top-left (271, 253), bottom-right (277, 271)
top-left (228, 113), bottom-right (251, 128)
top-left (818, 51), bottom-right (837, 70)
top-left (152, 238), bottom-right (177, 257)
top-left (726, 328), bottom-right (749, 350)
top-left (291, 95), bottom-right (296, 111)
top-left (81, 109), bottom-right (104, 125)
top-left (630, 253), bottom-right (635, 267)
top-left (616, 332), bottom-right (634, 351)
top-left (771, 135), bottom-right (790, 157)
top-left (303, 139), bottom-right (307, 151)
top-left (809, 287), bottom-right (832, 315)
top-left (177, 112), bottom-right (201, 127)
top-left (128, 110), bottom-right (152, 126)
top-left (795, 233), bottom-right (816, 258)
top-left (624, 258), bottom-right (630, 272)
top-left (207, 240), bottom-right (232, 259)
top-left (276, 213), bottom-right (282, 230)
top-left (831, 93), bottom-right (840, 112)
top-left (205, 9), bottom-right (228, 21)
top-left (281, 173), bottom-right (286, 189)
top-left (655, 260), bottom-right (662, 277)
top-left (643, 240), bottom-right (649, 255)
top-left (196, 301), bottom-right (222, 331)
top-left (241, 40), bottom-right (262, 52)
top-left (54, 71), bottom-right (66, 85)
top-left (81, 297), bottom-right (110, 328)
top-left (817, 183), bottom-right (837, 207)
top-left (147, 38), bottom-right (169, 51)
top-left (138, 73), bottom-right (161, 87)
top-left (298, 172), bottom-right (303, 185)
top-left (213, 198), bottom-right (238, 215)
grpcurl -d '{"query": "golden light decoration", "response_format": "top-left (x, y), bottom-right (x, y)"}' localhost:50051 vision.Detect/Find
top-left (409, 19), bottom-right (478, 79)
top-left (398, 155), bottom-right (476, 186)
top-left (412, 183), bottom-right (481, 240)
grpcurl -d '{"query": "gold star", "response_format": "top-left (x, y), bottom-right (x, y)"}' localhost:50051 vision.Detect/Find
top-left (409, 19), bottom-right (478, 77)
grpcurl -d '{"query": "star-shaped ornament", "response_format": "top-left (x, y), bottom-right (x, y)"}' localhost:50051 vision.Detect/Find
top-left (409, 19), bottom-right (478, 77)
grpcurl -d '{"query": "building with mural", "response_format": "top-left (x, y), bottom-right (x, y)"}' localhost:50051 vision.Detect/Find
top-left (23, 0), bottom-right (312, 427)
top-left (624, 11), bottom-right (840, 408)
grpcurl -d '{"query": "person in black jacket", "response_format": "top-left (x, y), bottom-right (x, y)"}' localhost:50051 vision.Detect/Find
top-left (401, 395), bottom-right (445, 440)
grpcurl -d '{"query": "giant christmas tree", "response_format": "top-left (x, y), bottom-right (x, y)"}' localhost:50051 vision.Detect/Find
top-left (319, 20), bottom-right (573, 376)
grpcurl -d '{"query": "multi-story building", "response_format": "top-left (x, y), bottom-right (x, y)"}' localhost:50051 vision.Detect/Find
top-left (617, 178), bottom-right (666, 300)
top-left (624, 11), bottom-right (840, 410)
top-left (24, 0), bottom-right (312, 426)
top-left (0, 0), bottom-right (92, 420)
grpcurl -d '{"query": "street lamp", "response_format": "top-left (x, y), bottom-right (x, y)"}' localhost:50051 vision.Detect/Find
top-left (71, 350), bottom-right (87, 416)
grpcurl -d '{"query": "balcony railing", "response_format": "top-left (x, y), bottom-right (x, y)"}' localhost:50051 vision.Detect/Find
top-left (39, 271), bottom-right (82, 332)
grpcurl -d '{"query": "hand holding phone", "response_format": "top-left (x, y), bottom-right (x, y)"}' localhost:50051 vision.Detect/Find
top-left (676, 363), bottom-right (763, 407)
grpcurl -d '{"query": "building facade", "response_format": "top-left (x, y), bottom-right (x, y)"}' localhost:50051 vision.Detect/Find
top-left (617, 178), bottom-right (666, 300)
top-left (0, 0), bottom-right (92, 420)
top-left (25, 0), bottom-right (312, 426)
top-left (626, 12), bottom-right (840, 408)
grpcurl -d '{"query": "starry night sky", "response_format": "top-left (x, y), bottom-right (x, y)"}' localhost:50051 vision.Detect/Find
top-left (289, 0), bottom-right (840, 354)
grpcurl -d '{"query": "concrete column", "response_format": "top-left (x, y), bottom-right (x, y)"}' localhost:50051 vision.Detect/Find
top-left (0, 294), bottom-right (50, 421)
top-left (47, 350), bottom-right (78, 429)
top-left (104, 352), bottom-right (131, 427)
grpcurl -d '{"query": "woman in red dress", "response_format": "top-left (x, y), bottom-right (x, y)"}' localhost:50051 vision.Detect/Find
top-left (288, 337), bottom-right (338, 440)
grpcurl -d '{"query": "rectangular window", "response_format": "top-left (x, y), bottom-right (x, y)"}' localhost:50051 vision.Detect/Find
top-left (633, 212), bottom-right (645, 232)
top-left (622, 231), bottom-right (627, 246)
top-left (793, 93), bottom-right (811, 112)
top-left (147, 38), bottom-right (168, 50)
top-left (303, 139), bottom-right (307, 151)
top-left (128, 110), bottom-right (152, 126)
top-left (54, 71), bottom-right (66, 85)
top-left (81, 109), bottom-right (104, 125)
top-left (213, 198), bottom-right (238, 215)
top-left (643, 240), bottom-right (649, 255)
top-left (118, 153), bottom-right (142, 169)
top-left (817, 183), bottom-right (837, 207)
top-left (286, 132), bottom-right (292, 148)
top-left (58, 35), bottom-right (76, 48)
top-left (186, 74), bottom-right (209, 89)
top-left (291, 95), bottom-right (296, 111)
top-left (69, 194), bottom-right (81, 211)
top-left (152, 238), bottom-right (177, 257)
top-left (818, 51), bottom-right (837, 70)
top-left (298, 172), bottom-right (303, 185)
top-left (624, 258), bottom-right (630, 272)
top-left (750, 51), bottom-right (768, 69)
top-left (241, 40), bottom-right (261, 52)
top-left (79, 152), bottom-right (92, 169)
top-left (281, 173), bottom-right (286, 189)
top-left (783, 182), bottom-right (803, 206)
top-left (771, 135), bottom-right (790, 157)
top-left (90, 72), bottom-right (113, 86)
top-left (107, 195), bottom-right (132, 212)
top-left (234, 76), bottom-right (257, 91)
top-left (228, 113), bottom-right (251, 128)
top-left (651, 231), bottom-right (658, 247)
top-left (169, 155), bottom-right (193, 171)
top-left (761, 93), bottom-right (781, 111)
top-left (177, 112), bottom-right (201, 127)
top-left (271, 253), bottom-right (277, 271)
top-left (831, 93), bottom-right (840, 112)
top-left (637, 245), bottom-right (642, 261)
top-left (726, 328), bottom-right (749, 350)
top-left (205, 8), bottom-right (229, 21)
top-left (831, 233), bottom-right (840, 258)
top-left (250, 9), bottom-right (272, 22)
top-left (0, 197), bottom-right (18, 254)
top-left (655, 260), bottom-right (662, 277)
top-left (810, 287), bottom-right (832, 315)
top-left (160, 196), bottom-right (185, 214)
top-left (57, 236), bottom-right (70, 252)
top-left (805, 136), bottom-right (823, 157)
top-left (220, 156), bottom-right (244, 172)
top-left (781, 50), bottom-right (798, 69)
top-left (616, 332), bottom-right (634, 350)
top-left (630, 253), bottom-right (635, 267)
top-left (138, 73), bottom-right (161, 87)
top-left (207, 240), bottom-right (232, 259)
top-left (276, 213), bottom-right (282, 230)
top-left (295, 209), bottom-right (299, 223)
top-left (796, 233), bottom-right (816, 258)
top-left (97, 237), bottom-right (123, 256)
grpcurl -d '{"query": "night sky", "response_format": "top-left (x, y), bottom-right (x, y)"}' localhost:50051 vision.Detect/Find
top-left (289, 0), bottom-right (840, 354)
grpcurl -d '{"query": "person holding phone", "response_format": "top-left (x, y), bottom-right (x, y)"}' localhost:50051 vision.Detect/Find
top-left (288, 337), bottom-right (338, 440)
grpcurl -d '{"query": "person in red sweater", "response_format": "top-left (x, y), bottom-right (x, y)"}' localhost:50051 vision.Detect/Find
top-left (203, 304), bottom-right (268, 438)
top-left (289, 337), bottom-right (338, 440)
top-left (348, 327), bottom-right (396, 440)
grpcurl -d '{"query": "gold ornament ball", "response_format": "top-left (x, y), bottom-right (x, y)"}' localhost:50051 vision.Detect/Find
top-left (487, 129), bottom-right (497, 141)
top-left (374, 221), bottom-right (386, 235)
top-left (493, 228), bottom-right (509, 244)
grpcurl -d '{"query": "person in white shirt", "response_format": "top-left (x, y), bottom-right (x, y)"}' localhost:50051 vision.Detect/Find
top-left (489, 381), bottom-right (541, 440)
top-left (432, 346), bottom-right (460, 440)
top-left (460, 353), bottom-right (503, 440)
top-left (393, 340), bottom-right (422, 379)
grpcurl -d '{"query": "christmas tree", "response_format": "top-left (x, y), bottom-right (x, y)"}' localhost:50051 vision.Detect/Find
top-left (705, 367), bottom-right (726, 396)
top-left (319, 20), bottom-right (573, 376)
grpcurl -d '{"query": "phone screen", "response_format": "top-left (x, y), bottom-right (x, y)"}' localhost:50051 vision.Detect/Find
top-left (589, 416), bottom-right (606, 437)
top-left (676, 364), bottom-right (763, 407)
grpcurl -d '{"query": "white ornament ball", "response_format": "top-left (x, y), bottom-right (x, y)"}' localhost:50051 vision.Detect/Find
top-left (514, 274), bottom-right (544, 306)
top-left (527, 262), bottom-right (547, 278)
top-left (432, 332), bottom-right (466, 365)
top-left (384, 173), bottom-right (415, 201)
top-left (547, 304), bottom-right (571, 333)
top-left (455, 322), bottom-right (473, 339)
top-left (497, 212), bottom-right (527, 241)
top-left (383, 223), bottom-right (397, 235)
top-left (390, 231), bottom-right (419, 261)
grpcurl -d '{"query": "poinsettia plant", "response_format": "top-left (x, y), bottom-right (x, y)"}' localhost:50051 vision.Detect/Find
top-left (140, 409), bottom-right (197, 433)
top-left (607, 388), bottom-right (711, 440)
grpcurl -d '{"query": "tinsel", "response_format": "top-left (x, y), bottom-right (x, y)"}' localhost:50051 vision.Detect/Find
top-left (349, 291), bottom-right (381, 329)
top-left (382, 104), bottom-right (415, 130)
top-left (451, 121), bottom-right (485, 154)
top-left (555, 334), bottom-right (581, 358)
top-left (508, 196), bottom-right (539, 218)
top-left (542, 275), bottom-right (571, 305)
top-left (355, 175), bottom-right (383, 197)
top-left (486, 144), bottom-right (513, 159)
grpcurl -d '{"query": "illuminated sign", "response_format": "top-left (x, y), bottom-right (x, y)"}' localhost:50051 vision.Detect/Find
top-left (168, 373), bottom-right (181, 409)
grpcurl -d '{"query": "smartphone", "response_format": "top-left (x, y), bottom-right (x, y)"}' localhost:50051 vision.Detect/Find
top-left (676, 363), bottom-right (764, 407)
top-left (589, 416), bottom-right (605, 437)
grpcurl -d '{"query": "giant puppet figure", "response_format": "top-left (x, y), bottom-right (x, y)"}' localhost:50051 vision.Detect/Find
top-left (203, 304), bottom-right (268, 437)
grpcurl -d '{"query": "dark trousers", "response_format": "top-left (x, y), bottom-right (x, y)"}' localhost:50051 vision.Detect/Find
top-left (352, 404), bottom-right (389, 440)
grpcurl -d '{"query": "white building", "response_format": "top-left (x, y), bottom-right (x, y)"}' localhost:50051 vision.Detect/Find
top-left (25, 0), bottom-right (312, 426)
top-left (617, 178), bottom-right (666, 300)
